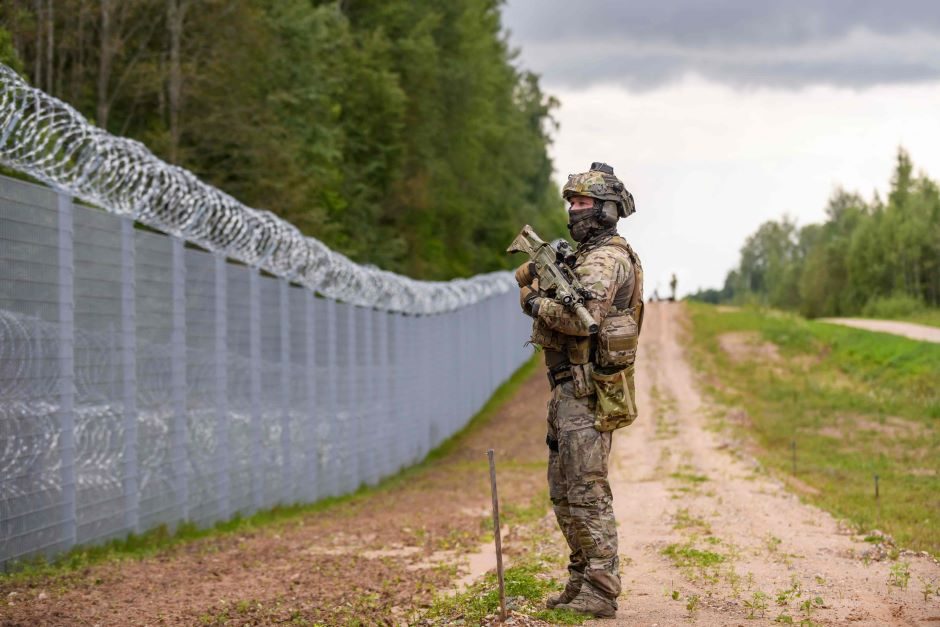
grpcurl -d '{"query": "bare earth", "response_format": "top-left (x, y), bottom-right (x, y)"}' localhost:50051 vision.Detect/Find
top-left (602, 303), bottom-right (940, 626)
top-left (818, 318), bottom-right (940, 344)
top-left (2, 302), bottom-right (939, 626)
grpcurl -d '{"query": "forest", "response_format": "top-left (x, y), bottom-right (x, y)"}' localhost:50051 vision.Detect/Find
top-left (0, 0), bottom-right (566, 280)
top-left (689, 149), bottom-right (940, 319)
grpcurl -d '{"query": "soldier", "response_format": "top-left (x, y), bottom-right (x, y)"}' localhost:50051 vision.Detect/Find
top-left (517, 162), bottom-right (643, 618)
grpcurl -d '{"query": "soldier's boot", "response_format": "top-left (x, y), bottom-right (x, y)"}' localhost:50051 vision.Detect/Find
top-left (545, 575), bottom-right (582, 609)
top-left (554, 585), bottom-right (617, 619)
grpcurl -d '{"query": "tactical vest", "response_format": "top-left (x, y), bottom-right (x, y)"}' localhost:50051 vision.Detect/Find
top-left (584, 236), bottom-right (644, 432)
top-left (595, 236), bottom-right (644, 370)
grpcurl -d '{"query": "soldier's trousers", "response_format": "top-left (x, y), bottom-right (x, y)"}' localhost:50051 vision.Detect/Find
top-left (547, 380), bottom-right (621, 601)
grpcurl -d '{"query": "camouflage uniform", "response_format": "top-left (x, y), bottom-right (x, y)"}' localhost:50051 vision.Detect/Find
top-left (535, 234), bottom-right (635, 607)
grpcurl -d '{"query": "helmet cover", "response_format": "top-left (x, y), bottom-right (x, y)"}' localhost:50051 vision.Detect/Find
top-left (562, 162), bottom-right (635, 218)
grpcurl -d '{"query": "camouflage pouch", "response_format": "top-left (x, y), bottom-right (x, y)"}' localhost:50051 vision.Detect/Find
top-left (530, 318), bottom-right (565, 351)
top-left (591, 365), bottom-right (638, 432)
top-left (596, 312), bottom-right (639, 369)
top-left (570, 363), bottom-right (593, 398)
top-left (566, 336), bottom-right (591, 365)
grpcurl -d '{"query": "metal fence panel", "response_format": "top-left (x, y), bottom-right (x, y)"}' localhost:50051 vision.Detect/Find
top-left (72, 202), bottom-right (125, 547)
top-left (225, 264), bottom-right (255, 518)
top-left (0, 173), bottom-right (533, 569)
top-left (184, 247), bottom-right (222, 528)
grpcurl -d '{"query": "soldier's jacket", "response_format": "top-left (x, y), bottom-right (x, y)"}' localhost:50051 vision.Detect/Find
top-left (534, 237), bottom-right (635, 341)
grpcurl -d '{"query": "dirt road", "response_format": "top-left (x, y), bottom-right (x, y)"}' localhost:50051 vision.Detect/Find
top-left (603, 302), bottom-right (939, 626)
top-left (817, 318), bottom-right (940, 344)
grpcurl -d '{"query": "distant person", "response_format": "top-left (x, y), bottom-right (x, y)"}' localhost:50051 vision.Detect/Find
top-left (669, 273), bottom-right (678, 302)
top-left (516, 162), bottom-right (644, 618)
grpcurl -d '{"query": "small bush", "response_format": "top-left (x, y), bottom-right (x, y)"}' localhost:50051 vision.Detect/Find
top-left (862, 294), bottom-right (925, 319)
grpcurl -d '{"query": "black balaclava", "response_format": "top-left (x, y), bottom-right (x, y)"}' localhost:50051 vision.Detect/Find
top-left (567, 199), bottom-right (616, 244)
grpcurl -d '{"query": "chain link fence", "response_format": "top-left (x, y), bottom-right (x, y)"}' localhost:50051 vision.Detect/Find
top-left (0, 65), bottom-right (533, 570)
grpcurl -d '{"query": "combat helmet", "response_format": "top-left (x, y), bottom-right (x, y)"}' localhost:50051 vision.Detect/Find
top-left (563, 162), bottom-right (635, 242)
top-left (562, 162), bottom-right (635, 220)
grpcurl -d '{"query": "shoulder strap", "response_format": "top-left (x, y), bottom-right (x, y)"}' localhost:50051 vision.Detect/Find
top-left (606, 237), bottom-right (645, 335)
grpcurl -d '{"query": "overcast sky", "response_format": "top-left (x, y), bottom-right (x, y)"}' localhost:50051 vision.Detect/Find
top-left (501, 1), bottom-right (940, 297)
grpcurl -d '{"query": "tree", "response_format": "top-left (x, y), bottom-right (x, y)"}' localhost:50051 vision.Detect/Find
top-left (0, 0), bottom-right (565, 280)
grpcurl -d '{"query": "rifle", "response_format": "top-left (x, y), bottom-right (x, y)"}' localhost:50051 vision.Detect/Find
top-left (507, 225), bottom-right (599, 334)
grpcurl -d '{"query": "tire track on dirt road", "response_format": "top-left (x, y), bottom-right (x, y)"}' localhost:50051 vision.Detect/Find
top-left (602, 302), bottom-right (940, 626)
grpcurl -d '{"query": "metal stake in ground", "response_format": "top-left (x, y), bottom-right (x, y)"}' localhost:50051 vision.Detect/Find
top-left (487, 449), bottom-right (507, 622)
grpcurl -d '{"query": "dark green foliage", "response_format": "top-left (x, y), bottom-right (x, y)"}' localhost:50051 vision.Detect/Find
top-left (688, 149), bottom-right (940, 318)
top-left (0, 25), bottom-right (22, 72)
top-left (0, 0), bottom-right (565, 279)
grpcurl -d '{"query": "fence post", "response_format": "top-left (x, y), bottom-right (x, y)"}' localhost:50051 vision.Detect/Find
top-left (346, 304), bottom-right (358, 492)
top-left (304, 291), bottom-right (318, 502)
top-left (375, 309), bottom-right (390, 479)
top-left (324, 297), bottom-right (338, 496)
top-left (390, 312), bottom-right (403, 469)
top-left (55, 191), bottom-right (77, 552)
top-left (249, 268), bottom-right (262, 511)
top-left (279, 279), bottom-right (293, 504)
top-left (119, 217), bottom-right (139, 534)
top-left (170, 237), bottom-right (189, 522)
top-left (360, 307), bottom-right (374, 485)
top-left (457, 307), bottom-right (471, 419)
top-left (213, 253), bottom-right (230, 522)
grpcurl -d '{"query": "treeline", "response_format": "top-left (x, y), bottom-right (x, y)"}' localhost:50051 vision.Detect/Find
top-left (0, 0), bottom-right (565, 280)
top-left (689, 150), bottom-right (940, 318)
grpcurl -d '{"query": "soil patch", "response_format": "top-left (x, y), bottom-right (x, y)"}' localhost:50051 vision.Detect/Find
top-left (718, 330), bottom-right (780, 364)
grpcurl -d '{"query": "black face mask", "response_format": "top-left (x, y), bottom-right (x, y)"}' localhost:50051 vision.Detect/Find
top-left (567, 200), bottom-right (602, 242)
top-left (567, 213), bottom-right (598, 242)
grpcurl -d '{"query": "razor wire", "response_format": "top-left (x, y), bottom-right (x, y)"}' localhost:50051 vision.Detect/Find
top-left (0, 64), bottom-right (514, 314)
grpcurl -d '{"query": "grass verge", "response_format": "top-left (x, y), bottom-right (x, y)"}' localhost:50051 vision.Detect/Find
top-left (1, 354), bottom-right (542, 583)
top-left (896, 308), bottom-right (940, 329)
top-left (421, 560), bottom-right (587, 625)
top-left (686, 302), bottom-right (939, 554)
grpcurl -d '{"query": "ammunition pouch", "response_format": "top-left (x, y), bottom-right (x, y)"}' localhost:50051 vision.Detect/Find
top-left (591, 365), bottom-right (638, 432)
top-left (570, 363), bottom-right (593, 398)
top-left (530, 318), bottom-right (565, 351)
top-left (596, 308), bottom-right (639, 369)
top-left (566, 336), bottom-right (591, 365)
top-left (547, 367), bottom-right (573, 390)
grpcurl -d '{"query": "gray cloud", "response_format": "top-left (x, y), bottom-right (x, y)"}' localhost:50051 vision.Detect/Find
top-left (502, 1), bottom-right (940, 89)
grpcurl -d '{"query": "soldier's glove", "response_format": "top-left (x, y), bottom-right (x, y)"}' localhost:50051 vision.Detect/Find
top-left (514, 261), bottom-right (537, 287)
top-left (520, 285), bottom-right (542, 318)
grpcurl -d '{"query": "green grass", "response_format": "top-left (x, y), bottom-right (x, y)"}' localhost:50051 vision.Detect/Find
top-left (1, 354), bottom-right (542, 582)
top-left (858, 295), bottom-right (940, 329)
top-left (687, 303), bottom-right (940, 553)
top-left (897, 308), bottom-right (940, 329)
top-left (423, 560), bottom-right (588, 625)
top-left (662, 542), bottom-right (726, 568)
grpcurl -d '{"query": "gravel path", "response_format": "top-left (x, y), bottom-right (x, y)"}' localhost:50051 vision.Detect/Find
top-left (599, 302), bottom-right (940, 626)
top-left (818, 318), bottom-right (940, 343)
